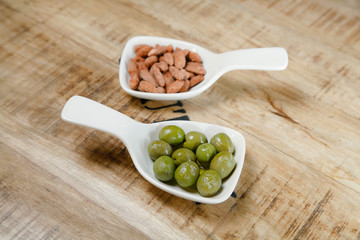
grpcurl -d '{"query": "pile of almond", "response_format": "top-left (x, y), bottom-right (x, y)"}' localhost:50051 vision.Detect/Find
top-left (127, 44), bottom-right (206, 93)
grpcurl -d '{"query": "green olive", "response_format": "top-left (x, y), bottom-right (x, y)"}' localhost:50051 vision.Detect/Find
top-left (210, 151), bottom-right (236, 179)
top-left (153, 156), bottom-right (175, 182)
top-left (196, 170), bottom-right (222, 197)
top-left (174, 161), bottom-right (200, 188)
top-left (148, 140), bottom-right (173, 161)
top-left (172, 148), bottom-right (196, 165)
top-left (159, 125), bottom-right (185, 146)
top-left (195, 143), bottom-right (217, 168)
top-left (183, 131), bottom-right (208, 151)
top-left (210, 133), bottom-right (235, 153)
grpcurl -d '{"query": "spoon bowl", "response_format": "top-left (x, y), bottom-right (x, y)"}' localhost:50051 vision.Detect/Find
top-left (119, 36), bottom-right (288, 100)
top-left (61, 96), bottom-right (246, 204)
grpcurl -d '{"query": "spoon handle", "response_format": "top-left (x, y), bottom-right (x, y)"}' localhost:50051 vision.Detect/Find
top-left (218, 47), bottom-right (288, 72)
top-left (61, 96), bottom-right (144, 143)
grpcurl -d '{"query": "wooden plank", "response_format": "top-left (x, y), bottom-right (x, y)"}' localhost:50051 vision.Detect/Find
top-left (0, 0), bottom-right (359, 239)
top-left (0, 108), bottom-right (191, 239)
top-left (41, 0), bottom-right (360, 118)
top-left (0, 143), bottom-right (148, 239)
top-left (189, 72), bottom-right (360, 193)
top-left (1, 103), bottom-right (359, 239)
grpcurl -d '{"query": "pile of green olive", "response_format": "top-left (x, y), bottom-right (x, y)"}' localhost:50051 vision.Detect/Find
top-left (148, 125), bottom-right (236, 197)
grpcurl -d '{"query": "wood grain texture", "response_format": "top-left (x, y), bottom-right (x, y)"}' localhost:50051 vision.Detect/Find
top-left (0, 0), bottom-right (359, 239)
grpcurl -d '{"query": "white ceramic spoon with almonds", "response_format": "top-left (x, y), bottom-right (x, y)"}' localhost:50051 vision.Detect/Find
top-left (119, 36), bottom-right (288, 100)
top-left (61, 96), bottom-right (246, 204)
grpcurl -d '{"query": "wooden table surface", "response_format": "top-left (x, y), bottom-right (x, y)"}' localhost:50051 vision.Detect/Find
top-left (1, 0), bottom-right (360, 239)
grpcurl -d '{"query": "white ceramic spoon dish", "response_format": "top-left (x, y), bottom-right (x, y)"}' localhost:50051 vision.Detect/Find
top-left (61, 96), bottom-right (246, 204)
top-left (119, 36), bottom-right (288, 100)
